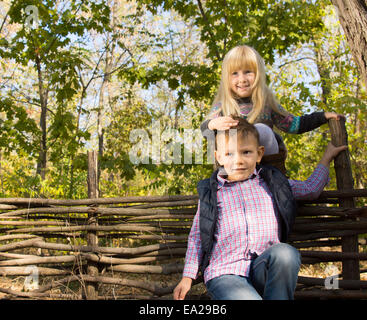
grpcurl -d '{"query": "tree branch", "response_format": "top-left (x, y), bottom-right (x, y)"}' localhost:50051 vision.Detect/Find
top-left (196, 0), bottom-right (221, 60)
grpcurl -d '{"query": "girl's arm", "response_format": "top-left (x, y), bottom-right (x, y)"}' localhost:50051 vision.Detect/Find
top-left (271, 104), bottom-right (329, 134)
top-left (200, 103), bottom-right (222, 134)
top-left (271, 105), bottom-right (344, 134)
top-left (200, 103), bottom-right (239, 133)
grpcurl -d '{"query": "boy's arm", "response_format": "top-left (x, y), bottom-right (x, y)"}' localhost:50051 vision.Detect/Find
top-left (182, 202), bottom-right (202, 279)
top-left (173, 202), bottom-right (202, 300)
top-left (289, 143), bottom-right (348, 200)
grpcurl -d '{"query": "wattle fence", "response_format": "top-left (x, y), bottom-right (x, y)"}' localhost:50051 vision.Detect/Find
top-left (0, 119), bottom-right (366, 300)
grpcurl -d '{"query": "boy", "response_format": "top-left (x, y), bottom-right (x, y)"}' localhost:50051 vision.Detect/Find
top-left (174, 117), bottom-right (347, 300)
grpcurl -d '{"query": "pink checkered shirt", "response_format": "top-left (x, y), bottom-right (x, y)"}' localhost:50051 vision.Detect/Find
top-left (183, 164), bottom-right (329, 283)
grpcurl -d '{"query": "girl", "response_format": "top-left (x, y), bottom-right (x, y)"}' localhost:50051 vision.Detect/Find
top-left (201, 45), bottom-right (343, 155)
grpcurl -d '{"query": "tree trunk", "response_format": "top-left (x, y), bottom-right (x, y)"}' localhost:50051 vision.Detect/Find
top-left (35, 54), bottom-right (48, 180)
top-left (331, 0), bottom-right (367, 86)
top-left (329, 118), bottom-right (360, 280)
top-left (85, 151), bottom-right (99, 299)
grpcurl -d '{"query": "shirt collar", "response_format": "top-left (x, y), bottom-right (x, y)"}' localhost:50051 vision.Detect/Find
top-left (216, 167), bottom-right (262, 189)
top-left (236, 96), bottom-right (252, 104)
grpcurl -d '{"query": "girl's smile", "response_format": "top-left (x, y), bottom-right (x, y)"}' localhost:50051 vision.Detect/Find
top-left (230, 70), bottom-right (255, 98)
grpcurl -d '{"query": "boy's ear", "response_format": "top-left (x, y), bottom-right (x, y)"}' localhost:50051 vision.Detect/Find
top-left (257, 145), bottom-right (265, 163)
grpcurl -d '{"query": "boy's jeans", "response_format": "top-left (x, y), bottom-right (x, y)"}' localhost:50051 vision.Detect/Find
top-left (205, 243), bottom-right (301, 300)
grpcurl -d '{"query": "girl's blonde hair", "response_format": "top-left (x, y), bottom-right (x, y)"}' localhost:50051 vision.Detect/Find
top-left (211, 45), bottom-right (288, 123)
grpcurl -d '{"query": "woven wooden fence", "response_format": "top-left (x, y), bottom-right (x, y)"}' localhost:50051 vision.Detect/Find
top-left (0, 190), bottom-right (367, 300)
top-left (0, 119), bottom-right (366, 300)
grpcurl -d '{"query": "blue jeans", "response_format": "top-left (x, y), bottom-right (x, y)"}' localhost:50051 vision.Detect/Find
top-left (205, 243), bottom-right (301, 300)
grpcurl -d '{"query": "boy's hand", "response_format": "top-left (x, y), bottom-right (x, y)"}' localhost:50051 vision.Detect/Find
top-left (173, 277), bottom-right (192, 300)
top-left (208, 116), bottom-right (239, 130)
top-left (325, 112), bottom-right (345, 121)
top-left (319, 142), bottom-right (348, 167)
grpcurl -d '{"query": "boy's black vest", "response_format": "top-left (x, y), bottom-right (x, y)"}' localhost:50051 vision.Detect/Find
top-left (197, 164), bottom-right (298, 273)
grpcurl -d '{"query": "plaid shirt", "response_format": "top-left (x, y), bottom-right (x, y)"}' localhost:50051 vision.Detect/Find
top-left (183, 164), bottom-right (329, 283)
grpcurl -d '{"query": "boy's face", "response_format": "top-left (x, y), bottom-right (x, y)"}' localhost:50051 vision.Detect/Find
top-left (215, 132), bottom-right (265, 181)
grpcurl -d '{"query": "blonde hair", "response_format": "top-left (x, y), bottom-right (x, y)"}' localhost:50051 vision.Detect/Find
top-left (211, 45), bottom-right (288, 123)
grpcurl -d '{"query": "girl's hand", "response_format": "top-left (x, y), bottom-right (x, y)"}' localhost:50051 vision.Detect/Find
top-left (324, 112), bottom-right (345, 120)
top-left (173, 277), bottom-right (192, 300)
top-left (208, 116), bottom-right (239, 130)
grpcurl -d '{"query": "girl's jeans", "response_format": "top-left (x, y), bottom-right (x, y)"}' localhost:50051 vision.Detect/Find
top-left (205, 243), bottom-right (301, 300)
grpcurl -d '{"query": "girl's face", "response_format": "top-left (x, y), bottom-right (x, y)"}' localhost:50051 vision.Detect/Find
top-left (230, 69), bottom-right (255, 98)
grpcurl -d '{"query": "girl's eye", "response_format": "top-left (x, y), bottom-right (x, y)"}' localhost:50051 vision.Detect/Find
top-left (232, 71), bottom-right (238, 75)
top-left (226, 152), bottom-right (233, 156)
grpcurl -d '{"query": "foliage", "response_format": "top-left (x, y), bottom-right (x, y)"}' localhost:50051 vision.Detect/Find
top-left (0, 0), bottom-right (366, 199)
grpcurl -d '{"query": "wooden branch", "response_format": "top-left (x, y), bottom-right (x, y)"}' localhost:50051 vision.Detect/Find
top-left (319, 189), bottom-right (367, 199)
top-left (0, 204), bottom-right (18, 210)
top-left (137, 248), bottom-right (187, 257)
top-left (293, 220), bottom-right (367, 232)
top-left (30, 240), bottom-right (187, 256)
top-left (0, 266), bottom-right (69, 276)
top-left (0, 238), bottom-right (43, 252)
top-left (0, 206), bottom-right (195, 218)
top-left (1, 190), bottom-right (366, 207)
top-left (0, 220), bottom-right (76, 226)
top-left (7, 224), bottom-right (190, 234)
top-left (131, 200), bottom-right (198, 208)
top-left (295, 289), bottom-right (367, 299)
top-left (0, 234), bottom-right (40, 242)
top-left (81, 253), bottom-right (183, 265)
top-left (298, 276), bottom-right (367, 289)
top-left (0, 195), bottom-right (199, 206)
top-left (0, 255), bottom-right (85, 266)
top-left (0, 252), bottom-right (39, 259)
top-left (0, 287), bottom-right (79, 299)
top-left (126, 214), bottom-right (195, 221)
top-left (119, 234), bottom-right (188, 241)
top-left (329, 118), bottom-right (359, 280)
top-left (289, 229), bottom-right (367, 242)
top-left (86, 150), bottom-right (99, 299)
top-left (290, 239), bottom-right (341, 249)
top-left (79, 275), bottom-right (175, 296)
top-left (296, 206), bottom-right (367, 217)
top-left (107, 263), bottom-right (184, 274)
top-left (95, 232), bottom-right (188, 241)
top-left (300, 250), bottom-right (367, 261)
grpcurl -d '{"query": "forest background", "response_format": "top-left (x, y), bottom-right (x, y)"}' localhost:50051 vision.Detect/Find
top-left (0, 0), bottom-right (366, 201)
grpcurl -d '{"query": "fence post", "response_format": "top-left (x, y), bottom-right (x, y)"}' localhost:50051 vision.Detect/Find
top-left (86, 150), bottom-right (99, 299)
top-left (329, 118), bottom-right (360, 280)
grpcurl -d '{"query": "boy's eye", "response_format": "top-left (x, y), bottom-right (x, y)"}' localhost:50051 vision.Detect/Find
top-left (226, 152), bottom-right (233, 156)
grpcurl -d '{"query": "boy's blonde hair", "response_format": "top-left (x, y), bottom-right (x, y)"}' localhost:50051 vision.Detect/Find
top-left (211, 45), bottom-right (288, 123)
